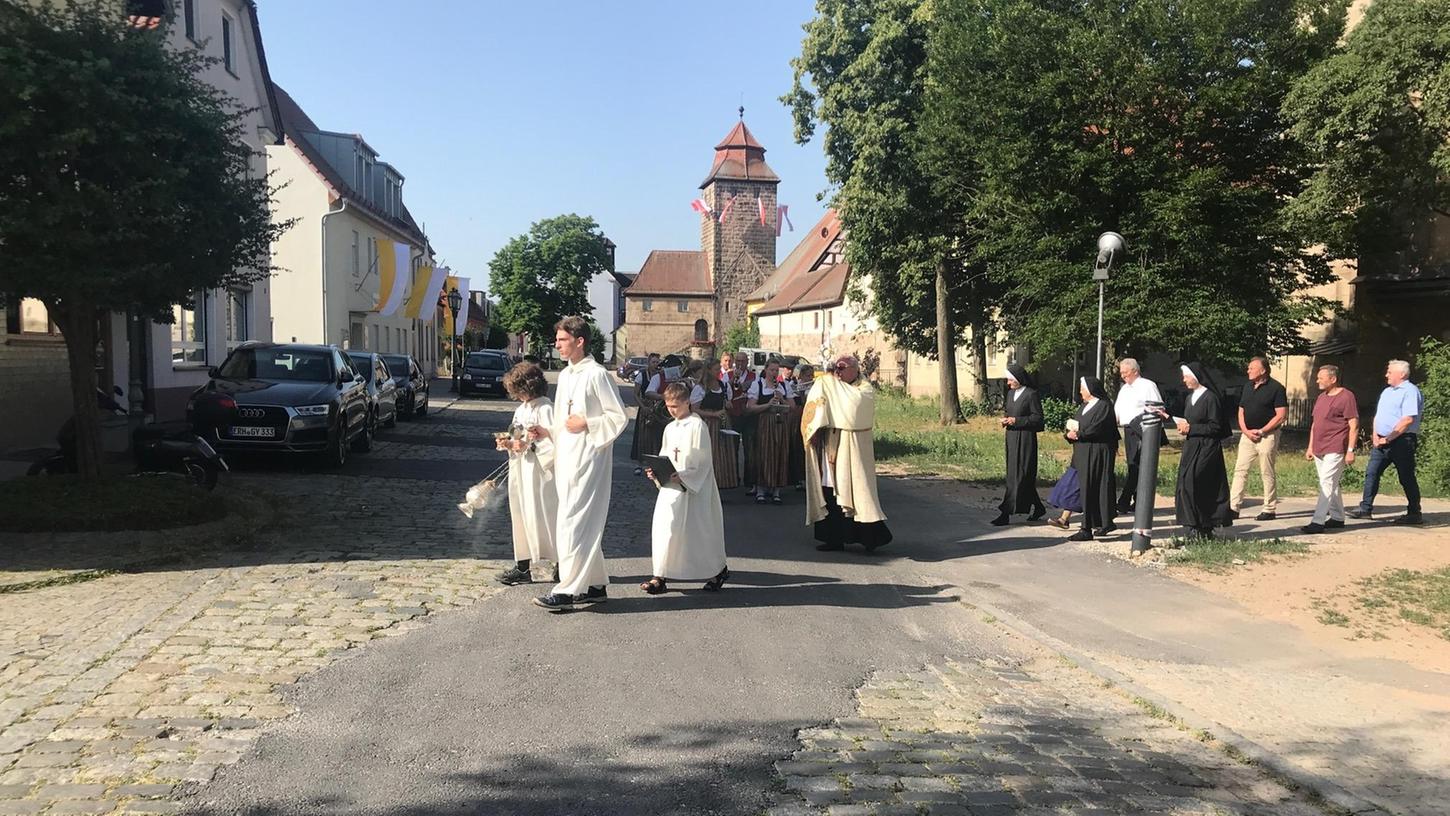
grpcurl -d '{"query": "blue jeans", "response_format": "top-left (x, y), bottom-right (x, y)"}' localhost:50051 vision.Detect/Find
top-left (1358, 434), bottom-right (1421, 514)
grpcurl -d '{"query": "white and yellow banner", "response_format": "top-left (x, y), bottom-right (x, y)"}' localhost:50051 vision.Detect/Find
top-left (404, 264), bottom-right (450, 321)
top-left (442, 275), bottom-right (471, 337)
top-left (373, 241), bottom-right (412, 316)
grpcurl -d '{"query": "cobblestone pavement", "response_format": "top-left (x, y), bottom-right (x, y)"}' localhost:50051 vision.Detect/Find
top-left (767, 649), bottom-right (1324, 816)
top-left (0, 393), bottom-right (515, 815)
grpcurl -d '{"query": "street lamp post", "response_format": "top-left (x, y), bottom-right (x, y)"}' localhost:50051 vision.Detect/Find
top-left (446, 287), bottom-right (462, 394)
top-left (1092, 232), bottom-right (1124, 380)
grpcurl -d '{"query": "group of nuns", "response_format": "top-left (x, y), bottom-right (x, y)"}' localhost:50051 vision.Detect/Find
top-left (994, 361), bottom-right (1233, 540)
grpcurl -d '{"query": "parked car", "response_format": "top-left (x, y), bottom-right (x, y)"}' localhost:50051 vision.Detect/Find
top-left (737, 347), bottom-right (785, 374)
top-left (347, 352), bottom-right (399, 433)
top-left (460, 351), bottom-right (511, 397)
top-left (381, 353), bottom-right (429, 419)
top-left (187, 343), bottom-right (371, 467)
top-left (618, 356), bottom-right (649, 381)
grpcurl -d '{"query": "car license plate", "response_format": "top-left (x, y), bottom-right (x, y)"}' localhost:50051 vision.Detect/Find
top-left (229, 426), bottom-right (275, 438)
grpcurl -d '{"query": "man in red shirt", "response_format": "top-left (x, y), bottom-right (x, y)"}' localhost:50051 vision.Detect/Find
top-left (1302, 365), bottom-right (1358, 534)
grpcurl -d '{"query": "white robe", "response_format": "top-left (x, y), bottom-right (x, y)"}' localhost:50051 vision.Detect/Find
top-left (650, 413), bottom-right (726, 580)
top-left (507, 397), bottom-right (558, 566)
top-left (550, 357), bottom-right (628, 596)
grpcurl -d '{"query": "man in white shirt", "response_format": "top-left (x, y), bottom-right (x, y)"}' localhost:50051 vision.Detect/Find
top-left (1112, 358), bottom-right (1163, 515)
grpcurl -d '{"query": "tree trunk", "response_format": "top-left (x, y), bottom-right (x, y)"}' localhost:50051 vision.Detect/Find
top-left (968, 318), bottom-right (988, 405)
top-left (52, 299), bottom-right (103, 480)
top-left (935, 259), bottom-right (960, 425)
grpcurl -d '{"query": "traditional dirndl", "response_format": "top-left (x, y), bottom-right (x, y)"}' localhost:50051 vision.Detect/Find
top-left (704, 415), bottom-right (740, 489)
top-left (1047, 466), bottom-right (1082, 513)
top-left (754, 409), bottom-right (792, 489)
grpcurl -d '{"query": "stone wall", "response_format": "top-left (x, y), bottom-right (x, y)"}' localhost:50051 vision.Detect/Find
top-left (621, 295), bottom-right (714, 360)
top-left (701, 179), bottom-right (777, 338)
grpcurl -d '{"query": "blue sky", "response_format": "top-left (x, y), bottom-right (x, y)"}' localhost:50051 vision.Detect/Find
top-left (256, 0), bottom-right (832, 292)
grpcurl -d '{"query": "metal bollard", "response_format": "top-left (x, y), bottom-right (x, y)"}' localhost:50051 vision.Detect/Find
top-left (1131, 410), bottom-right (1164, 554)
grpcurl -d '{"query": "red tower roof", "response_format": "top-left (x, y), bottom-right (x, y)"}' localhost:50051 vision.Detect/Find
top-left (701, 119), bottom-right (780, 188)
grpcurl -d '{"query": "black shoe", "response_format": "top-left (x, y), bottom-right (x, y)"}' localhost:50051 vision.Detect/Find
top-left (1347, 507), bottom-right (1372, 519)
top-left (497, 566), bottom-right (533, 586)
top-left (1256, 512), bottom-right (1276, 521)
top-left (576, 585), bottom-right (609, 605)
top-left (816, 542), bottom-right (845, 552)
top-left (1115, 504), bottom-right (1134, 517)
top-left (533, 593), bottom-right (575, 611)
top-left (1229, 509), bottom-right (1241, 521)
top-left (1325, 519), bottom-right (1345, 529)
top-left (1067, 529), bottom-right (1093, 542)
top-left (1093, 524), bottom-right (1117, 537)
top-left (1027, 505), bottom-right (1046, 521)
top-left (1191, 527), bottom-right (1215, 539)
top-left (1392, 513), bottom-right (1424, 526)
top-left (990, 512), bottom-right (1010, 526)
top-left (1300, 522), bottom-right (1326, 534)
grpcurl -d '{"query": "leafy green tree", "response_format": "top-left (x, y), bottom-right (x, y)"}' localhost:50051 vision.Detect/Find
top-left (488, 214), bottom-right (610, 356)
top-left (1283, 0), bottom-right (1450, 265)
top-left (785, 0), bottom-right (992, 424)
top-left (926, 0), bottom-right (1346, 367)
top-left (0, 1), bottom-right (291, 478)
top-left (720, 316), bottom-right (759, 355)
top-left (1415, 336), bottom-right (1450, 492)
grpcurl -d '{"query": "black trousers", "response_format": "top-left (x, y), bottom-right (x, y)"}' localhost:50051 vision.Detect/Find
top-left (1117, 425), bottom-right (1142, 510)
top-left (815, 486), bottom-right (893, 550)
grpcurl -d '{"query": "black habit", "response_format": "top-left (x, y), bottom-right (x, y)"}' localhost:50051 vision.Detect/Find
top-left (1000, 383), bottom-right (1045, 515)
top-left (1070, 388), bottom-right (1119, 531)
top-left (1175, 363), bottom-right (1232, 534)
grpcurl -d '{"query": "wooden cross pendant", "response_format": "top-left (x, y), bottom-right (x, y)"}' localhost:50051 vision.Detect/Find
top-left (672, 447), bottom-right (680, 461)
top-left (567, 399), bottom-right (574, 414)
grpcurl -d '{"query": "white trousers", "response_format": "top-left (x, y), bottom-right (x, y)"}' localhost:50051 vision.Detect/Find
top-left (1312, 453), bottom-right (1346, 525)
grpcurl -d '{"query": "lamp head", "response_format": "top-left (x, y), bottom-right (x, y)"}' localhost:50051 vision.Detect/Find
top-left (446, 287), bottom-right (462, 314)
top-left (1093, 232), bottom-right (1125, 281)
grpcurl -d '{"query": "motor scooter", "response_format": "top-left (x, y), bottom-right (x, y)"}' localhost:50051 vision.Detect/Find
top-left (27, 386), bottom-right (228, 490)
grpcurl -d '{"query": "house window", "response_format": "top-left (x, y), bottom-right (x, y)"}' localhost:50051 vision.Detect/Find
top-left (221, 13), bottom-right (235, 75)
top-left (18, 298), bottom-right (57, 335)
top-left (369, 324), bottom-right (378, 351)
top-left (813, 312), bottom-right (819, 329)
top-left (351, 231), bottom-right (360, 278)
top-left (676, 300), bottom-right (689, 313)
top-left (367, 237), bottom-right (377, 278)
top-left (642, 299), bottom-right (653, 312)
top-left (183, 0), bottom-right (196, 41)
top-left (355, 153), bottom-right (365, 191)
top-left (172, 296), bottom-right (208, 366)
top-left (224, 288), bottom-right (250, 350)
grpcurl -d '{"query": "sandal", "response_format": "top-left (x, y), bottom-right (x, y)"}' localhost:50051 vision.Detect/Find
top-left (771, 495), bottom-right (783, 505)
top-left (755, 494), bottom-right (767, 504)
top-left (703, 568), bottom-right (729, 592)
top-left (639, 577), bottom-right (667, 595)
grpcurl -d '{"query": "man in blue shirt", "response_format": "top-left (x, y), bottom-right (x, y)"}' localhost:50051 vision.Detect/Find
top-left (1348, 359), bottom-right (1424, 525)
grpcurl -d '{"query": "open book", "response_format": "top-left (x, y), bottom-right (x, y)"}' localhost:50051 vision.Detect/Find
top-left (641, 454), bottom-right (685, 490)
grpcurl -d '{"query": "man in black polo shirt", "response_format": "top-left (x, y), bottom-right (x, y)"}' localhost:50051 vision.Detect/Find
top-left (1230, 356), bottom-right (1288, 520)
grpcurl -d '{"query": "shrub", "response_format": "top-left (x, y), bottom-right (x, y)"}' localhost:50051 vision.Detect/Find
top-left (1042, 397), bottom-right (1076, 433)
top-left (1417, 337), bottom-right (1450, 491)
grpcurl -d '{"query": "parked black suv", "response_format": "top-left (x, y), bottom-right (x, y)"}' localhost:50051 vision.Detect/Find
top-left (187, 343), bottom-right (372, 466)
top-left (460, 351), bottom-right (511, 397)
top-left (381, 353), bottom-right (429, 418)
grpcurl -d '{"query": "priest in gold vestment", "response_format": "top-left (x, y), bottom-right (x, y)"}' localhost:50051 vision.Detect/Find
top-left (801, 354), bottom-right (892, 552)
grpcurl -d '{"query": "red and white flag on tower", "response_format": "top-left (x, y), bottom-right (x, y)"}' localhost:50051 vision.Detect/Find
top-left (690, 198), bottom-right (713, 216)
top-left (757, 194), bottom-right (767, 226)
top-left (717, 195), bottom-right (736, 224)
top-left (776, 204), bottom-right (794, 236)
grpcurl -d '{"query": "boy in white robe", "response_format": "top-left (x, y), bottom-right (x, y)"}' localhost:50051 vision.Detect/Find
top-left (495, 362), bottom-right (558, 586)
top-left (642, 382), bottom-right (728, 594)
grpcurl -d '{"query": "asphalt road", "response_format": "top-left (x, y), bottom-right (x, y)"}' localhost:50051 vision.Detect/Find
top-left (184, 380), bottom-right (1023, 816)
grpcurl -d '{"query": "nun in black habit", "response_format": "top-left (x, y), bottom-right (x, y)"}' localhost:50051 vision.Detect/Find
top-left (1168, 362), bottom-right (1233, 537)
top-left (992, 364), bottom-right (1046, 525)
top-left (1066, 376), bottom-right (1119, 541)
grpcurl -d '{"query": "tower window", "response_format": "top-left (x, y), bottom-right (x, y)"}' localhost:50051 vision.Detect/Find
top-left (677, 301), bottom-right (689, 313)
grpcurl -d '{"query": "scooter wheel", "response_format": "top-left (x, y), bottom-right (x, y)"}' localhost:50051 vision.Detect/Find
top-left (184, 461), bottom-right (219, 491)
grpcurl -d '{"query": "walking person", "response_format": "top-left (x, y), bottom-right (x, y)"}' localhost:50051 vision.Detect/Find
top-left (991, 363), bottom-right (1047, 525)
top-left (1301, 365), bottom-right (1358, 534)
top-left (1066, 377), bottom-right (1118, 541)
top-left (746, 359), bottom-right (793, 505)
top-left (1167, 362), bottom-right (1233, 538)
top-left (641, 382), bottom-right (729, 595)
top-left (496, 362), bottom-right (559, 586)
top-left (788, 363), bottom-right (815, 490)
top-left (803, 354), bottom-right (892, 552)
top-left (692, 356), bottom-right (738, 489)
top-left (1113, 358), bottom-right (1164, 515)
top-left (1349, 359), bottom-right (1424, 525)
top-left (530, 317), bottom-right (629, 612)
top-left (1229, 356), bottom-right (1288, 521)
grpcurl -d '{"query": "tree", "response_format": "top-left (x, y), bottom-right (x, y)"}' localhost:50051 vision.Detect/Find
top-left (488, 214), bottom-right (610, 356)
top-left (0, 1), bottom-right (291, 478)
top-left (785, 0), bottom-right (992, 424)
top-left (926, 0), bottom-right (1347, 368)
top-left (1283, 0), bottom-right (1450, 265)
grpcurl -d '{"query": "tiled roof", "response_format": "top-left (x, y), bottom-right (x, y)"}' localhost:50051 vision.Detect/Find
top-left (625, 250), bottom-right (711, 296)
top-left (274, 85), bottom-right (427, 247)
top-left (748, 209), bottom-right (842, 303)
top-left (700, 120), bottom-right (780, 188)
top-left (755, 261), bottom-right (851, 316)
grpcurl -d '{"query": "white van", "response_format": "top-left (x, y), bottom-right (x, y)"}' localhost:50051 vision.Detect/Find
top-left (736, 347), bottom-right (784, 374)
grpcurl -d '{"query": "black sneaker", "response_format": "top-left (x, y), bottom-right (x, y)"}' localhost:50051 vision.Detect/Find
top-left (1093, 524), bottom-right (1117, 537)
top-left (1256, 512), bottom-right (1276, 521)
top-left (1300, 522), bottom-right (1326, 534)
top-left (533, 593), bottom-right (575, 611)
top-left (1346, 507), bottom-right (1372, 519)
top-left (1027, 505), bottom-right (1047, 521)
top-left (1325, 519), bottom-right (1345, 529)
top-left (576, 585), bottom-right (609, 605)
top-left (1067, 529), bottom-right (1093, 541)
top-left (1392, 513), bottom-right (1424, 526)
top-left (497, 566), bottom-right (533, 586)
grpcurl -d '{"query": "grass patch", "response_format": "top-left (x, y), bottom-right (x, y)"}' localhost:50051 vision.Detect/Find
top-left (1166, 536), bottom-right (1311, 572)
top-left (0, 475), bottom-right (224, 533)
top-left (1310, 567), bottom-right (1450, 640)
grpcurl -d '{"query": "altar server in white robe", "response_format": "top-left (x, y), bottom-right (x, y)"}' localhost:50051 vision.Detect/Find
top-left (495, 362), bottom-right (558, 587)
top-left (641, 382), bottom-right (728, 595)
top-left (530, 317), bottom-right (628, 611)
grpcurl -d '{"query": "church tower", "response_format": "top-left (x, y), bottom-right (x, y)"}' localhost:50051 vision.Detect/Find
top-left (700, 110), bottom-right (779, 339)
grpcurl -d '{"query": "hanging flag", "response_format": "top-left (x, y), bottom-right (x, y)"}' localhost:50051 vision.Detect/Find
top-left (776, 205), bottom-right (794, 236)
top-left (405, 264), bottom-right (451, 321)
top-left (374, 241), bottom-right (412, 316)
top-left (717, 195), bottom-right (735, 224)
top-left (442, 275), bottom-right (471, 338)
top-left (690, 198), bottom-right (713, 216)
top-left (455, 276), bottom-right (471, 337)
top-left (757, 195), bottom-right (767, 226)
